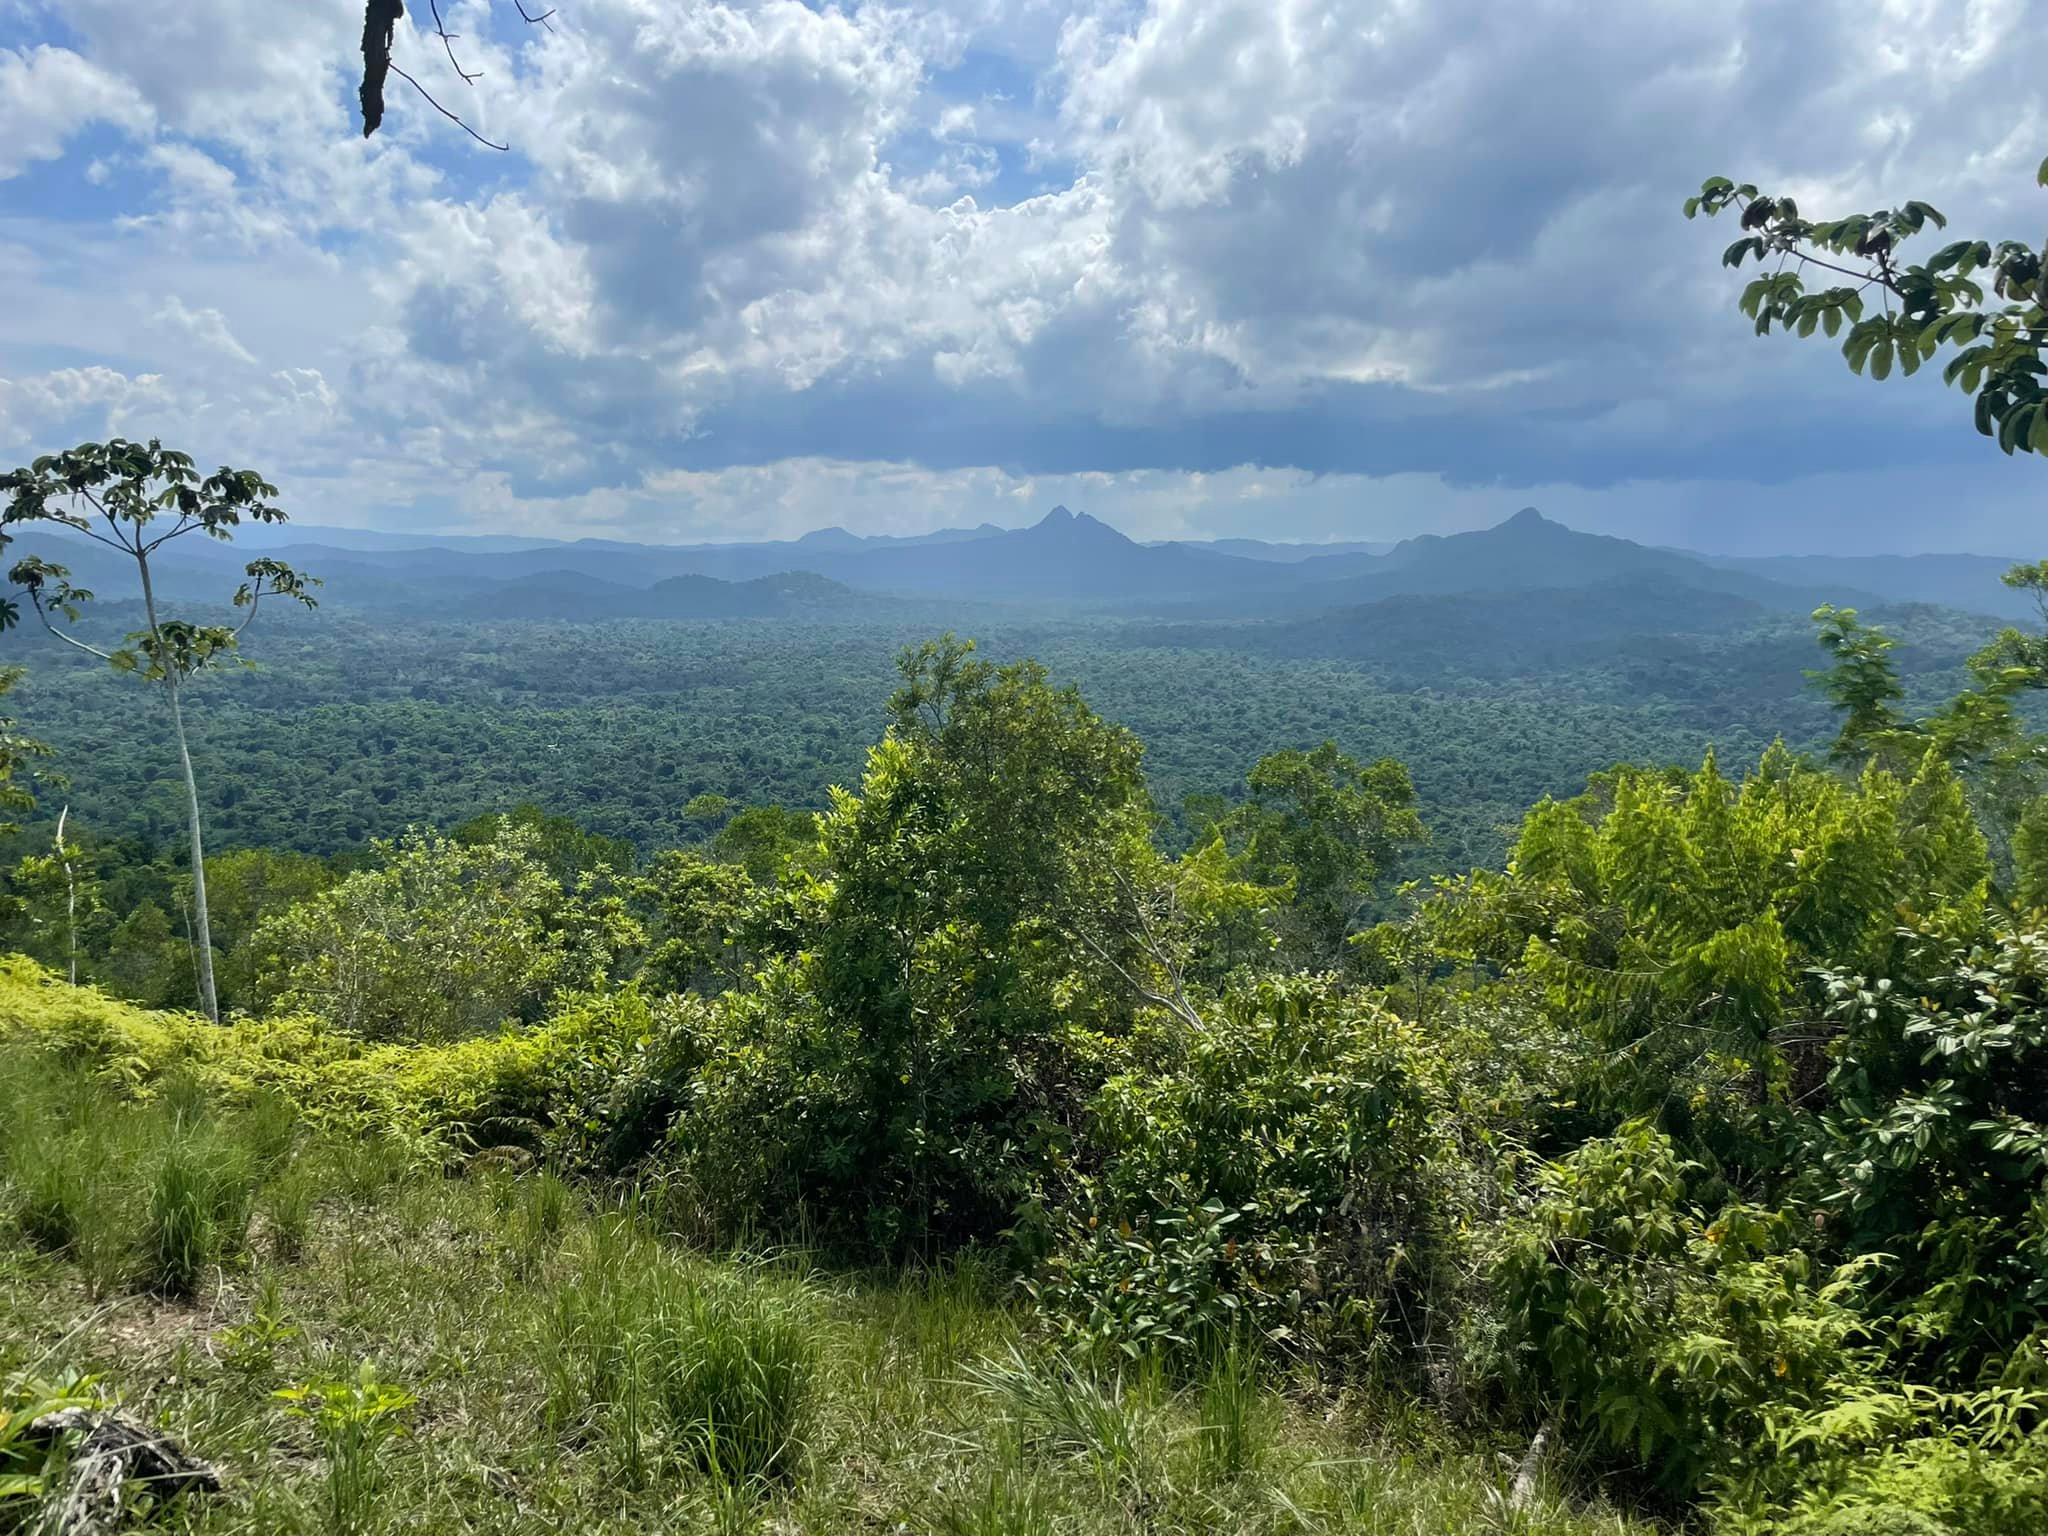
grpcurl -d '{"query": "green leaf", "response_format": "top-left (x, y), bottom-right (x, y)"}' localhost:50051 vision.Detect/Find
top-left (1823, 306), bottom-right (1843, 338)
top-left (2038, 155), bottom-right (2048, 188)
top-left (1998, 402), bottom-right (2032, 454)
top-left (1870, 340), bottom-right (1894, 381)
top-left (1927, 240), bottom-right (1971, 273)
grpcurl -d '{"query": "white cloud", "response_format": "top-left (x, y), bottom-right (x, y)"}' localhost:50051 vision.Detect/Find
top-left (0, 44), bottom-right (153, 178)
top-left (2, 0), bottom-right (2046, 552)
top-left (152, 296), bottom-right (258, 366)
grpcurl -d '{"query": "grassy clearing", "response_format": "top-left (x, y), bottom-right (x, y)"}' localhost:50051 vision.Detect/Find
top-left (0, 1048), bottom-right (1658, 1535)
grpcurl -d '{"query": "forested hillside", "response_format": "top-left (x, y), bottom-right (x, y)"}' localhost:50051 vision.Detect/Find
top-left (0, 592), bottom-right (1997, 874)
top-left (5, 36), bottom-right (2048, 1533)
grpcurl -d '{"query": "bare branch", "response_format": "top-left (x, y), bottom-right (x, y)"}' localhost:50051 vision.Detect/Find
top-left (61, 522), bottom-right (131, 555)
top-left (26, 596), bottom-right (115, 663)
top-left (142, 514), bottom-right (198, 556)
top-left (65, 486), bottom-right (143, 554)
top-left (514, 1), bottom-right (557, 31)
top-left (1072, 922), bottom-right (1208, 1034)
top-left (232, 585), bottom-right (264, 639)
top-left (388, 61), bottom-right (509, 151)
top-left (430, 0), bottom-right (483, 84)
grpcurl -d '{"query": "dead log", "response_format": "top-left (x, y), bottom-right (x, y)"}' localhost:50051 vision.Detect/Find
top-left (1507, 1421), bottom-right (1551, 1513)
top-left (26, 1409), bottom-right (222, 1536)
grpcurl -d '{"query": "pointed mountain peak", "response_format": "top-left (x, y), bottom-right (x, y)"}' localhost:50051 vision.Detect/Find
top-left (1024, 506), bottom-right (1135, 546)
top-left (1500, 506), bottom-right (1554, 530)
top-left (796, 525), bottom-right (862, 548)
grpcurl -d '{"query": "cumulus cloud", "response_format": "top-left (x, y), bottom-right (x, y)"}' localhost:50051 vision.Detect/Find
top-left (0, 44), bottom-right (153, 178)
top-left (0, 0), bottom-right (2044, 550)
top-left (153, 297), bottom-right (258, 366)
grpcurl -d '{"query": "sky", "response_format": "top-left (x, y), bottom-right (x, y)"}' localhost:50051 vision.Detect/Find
top-left (1, 0), bottom-right (2045, 554)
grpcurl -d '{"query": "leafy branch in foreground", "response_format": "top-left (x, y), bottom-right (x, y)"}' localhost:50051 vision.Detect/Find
top-left (1686, 159), bottom-right (2048, 455)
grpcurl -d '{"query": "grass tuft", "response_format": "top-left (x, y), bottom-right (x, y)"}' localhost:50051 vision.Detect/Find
top-left (142, 1132), bottom-right (256, 1297)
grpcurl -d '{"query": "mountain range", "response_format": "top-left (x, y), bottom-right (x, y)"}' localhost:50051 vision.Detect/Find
top-left (8, 505), bottom-right (2036, 624)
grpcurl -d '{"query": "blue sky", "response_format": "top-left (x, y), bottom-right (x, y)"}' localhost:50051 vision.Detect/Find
top-left (1, 0), bottom-right (2045, 553)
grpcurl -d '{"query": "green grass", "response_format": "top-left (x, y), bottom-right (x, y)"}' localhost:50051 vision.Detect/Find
top-left (0, 1048), bottom-right (1661, 1535)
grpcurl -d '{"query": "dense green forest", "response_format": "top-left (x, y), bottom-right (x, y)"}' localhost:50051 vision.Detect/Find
top-left (6, 137), bottom-right (2048, 1536)
top-left (0, 593), bottom-right (1997, 875)
top-left (9, 453), bottom-right (2048, 1531)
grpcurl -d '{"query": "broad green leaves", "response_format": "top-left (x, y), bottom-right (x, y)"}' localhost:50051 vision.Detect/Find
top-left (1689, 173), bottom-right (2048, 456)
top-left (254, 820), bottom-right (598, 1041)
top-left (1, 438), bottom-right (319, 649)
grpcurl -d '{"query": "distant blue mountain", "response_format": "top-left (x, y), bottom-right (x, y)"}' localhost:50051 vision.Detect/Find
top-left (8, 505), bottom-right (2029, 620)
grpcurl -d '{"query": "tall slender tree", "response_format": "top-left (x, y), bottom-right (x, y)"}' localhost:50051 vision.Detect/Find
top-left (1, 439), bottom-right (317, 1022)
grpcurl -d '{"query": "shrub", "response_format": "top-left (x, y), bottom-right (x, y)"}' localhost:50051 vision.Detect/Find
top-left (0, 956), bottom-right (643, 1164)
top-left (1494, 1120), bottom-right (1869, 1500)
top-left (251, 822), bottom-right (588, 1042)
top-left (1031, 974), bottom-right (1482, 1371)
top-left (1791, 1510), bottom-right (1955, 1536)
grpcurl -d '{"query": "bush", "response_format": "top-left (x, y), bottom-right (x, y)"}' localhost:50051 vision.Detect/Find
top-left (1792, 1506), bottom-right (1956, 1536)
top-left (1030, 974), bottom-right (1484, 1371)
top-left (1494, 1120), bottom-right (1868, 1500)
top-left (251, 822), bottom-right (594, 1041)
top-left (0, 956), bottom-right (642, 1163)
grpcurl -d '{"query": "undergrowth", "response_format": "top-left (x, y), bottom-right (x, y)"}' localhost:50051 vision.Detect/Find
top-left (0, 1041), bottom-right (1649, 1536)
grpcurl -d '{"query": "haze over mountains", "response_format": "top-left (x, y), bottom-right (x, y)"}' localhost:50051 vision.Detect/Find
top-left (17, 506), bottom-right (2036, 624)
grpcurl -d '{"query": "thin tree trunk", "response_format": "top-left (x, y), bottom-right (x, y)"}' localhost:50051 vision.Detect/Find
top-left (167, 674), bottom-right (219, 1022)
top-left (56, 805), bottom-right (77, 986)
top-left (136, 556), bottom-right (219, 1023)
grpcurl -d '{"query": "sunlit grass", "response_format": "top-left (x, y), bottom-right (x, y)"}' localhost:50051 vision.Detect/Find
top-left (0, 1048), bottom-right (1658, 1536)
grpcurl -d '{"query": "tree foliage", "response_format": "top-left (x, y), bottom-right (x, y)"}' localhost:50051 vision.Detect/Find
top-left (2, 438), bottom-right (317, 1020)
top-left (253, 821), bottom-right (611, 1041)
top-left (1688, 164), bottom-right (2048, 455)
top-left (1213, 741), bottom-right (1425, 965)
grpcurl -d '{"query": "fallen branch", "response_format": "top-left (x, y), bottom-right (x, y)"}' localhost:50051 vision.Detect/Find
top-left (1508, 1421), bottom-right (1552, 1513)
top-left (26, 1409), bottom-right (222, 1535)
